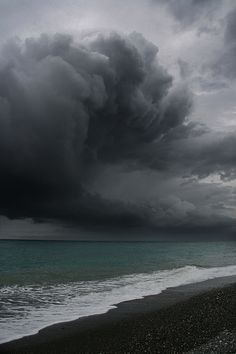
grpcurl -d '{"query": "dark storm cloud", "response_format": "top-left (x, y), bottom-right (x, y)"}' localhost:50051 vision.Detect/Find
top-left (0, 30), bottom-right (235, 234)
top-left (124, 128), bottom-right (236, 186)
top-left (0, 31), bottom-right (193, 225)
top-left (189, 134), bottom-right (236, 179)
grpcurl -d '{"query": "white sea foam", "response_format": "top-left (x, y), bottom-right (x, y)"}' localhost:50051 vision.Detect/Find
top-left (1, 264), bottom-right (236, 344)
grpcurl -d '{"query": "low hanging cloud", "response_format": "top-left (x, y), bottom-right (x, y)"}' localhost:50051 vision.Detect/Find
top-left (0, 31), bottom-right (193, 223)
top-left (0, 30), bottom-right (235, 234)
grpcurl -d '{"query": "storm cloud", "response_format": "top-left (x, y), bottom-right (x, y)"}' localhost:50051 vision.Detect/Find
top-left (0, 1), bottom-right (236, 238)
top-left (0, 31), bottom-right (194, 225)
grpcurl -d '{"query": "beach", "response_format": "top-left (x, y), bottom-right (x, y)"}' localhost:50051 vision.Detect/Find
top-left (1, 0), bottom-right (236, 351)
top-left (1, 275), bottom-right (235, 354)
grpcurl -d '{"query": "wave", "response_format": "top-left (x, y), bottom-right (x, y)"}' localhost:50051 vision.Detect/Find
top-left (1, 264), bottom-right (236, 344)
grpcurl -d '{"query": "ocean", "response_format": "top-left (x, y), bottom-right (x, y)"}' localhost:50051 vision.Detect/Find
top-left (0, 240), bottom-right (236, 344)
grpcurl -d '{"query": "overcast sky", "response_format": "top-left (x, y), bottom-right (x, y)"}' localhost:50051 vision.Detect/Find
top-left (0, 0), bottom-right (236, 239)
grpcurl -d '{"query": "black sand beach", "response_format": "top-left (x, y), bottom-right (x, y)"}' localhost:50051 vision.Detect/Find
top-left (1, 276), bottom-right (236, 354)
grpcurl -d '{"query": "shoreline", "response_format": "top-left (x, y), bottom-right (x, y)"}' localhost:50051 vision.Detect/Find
top-left (1, 275), bottom-right (236, 353)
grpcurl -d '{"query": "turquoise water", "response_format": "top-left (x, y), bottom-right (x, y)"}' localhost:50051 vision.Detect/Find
top-left (0, 240), bottom-right (236, 343)
top-left (1, 240), bottom-right (236, 285)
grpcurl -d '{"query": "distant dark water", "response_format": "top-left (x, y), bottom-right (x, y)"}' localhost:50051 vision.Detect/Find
top-left (0, 240), bottom-right (235, 343)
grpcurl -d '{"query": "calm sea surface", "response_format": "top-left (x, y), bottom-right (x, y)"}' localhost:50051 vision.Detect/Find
top-left (0, 240), bottom-right (236, 343)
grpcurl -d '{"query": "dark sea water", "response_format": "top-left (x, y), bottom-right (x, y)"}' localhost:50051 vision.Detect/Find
top-left (0, 240), bottom-right (236, 343)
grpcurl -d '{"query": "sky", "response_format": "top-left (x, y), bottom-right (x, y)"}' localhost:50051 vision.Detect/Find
top-left (0, 0), bottom-right (235, 239)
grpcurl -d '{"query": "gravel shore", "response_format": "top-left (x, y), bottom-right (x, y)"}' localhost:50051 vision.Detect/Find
top-left (1, 276), bottom-right (236, 354)
top-left (185, 329), bottom-right (236, 354)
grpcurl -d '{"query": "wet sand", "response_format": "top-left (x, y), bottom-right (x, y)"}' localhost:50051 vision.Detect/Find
top-left (1, 276), bottom-right (236, 354)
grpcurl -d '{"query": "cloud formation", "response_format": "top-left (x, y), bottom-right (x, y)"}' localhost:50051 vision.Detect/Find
top-left (0, 31), bottom-right (194, 225)
top-left (0, 0), bottom-right (236, 237)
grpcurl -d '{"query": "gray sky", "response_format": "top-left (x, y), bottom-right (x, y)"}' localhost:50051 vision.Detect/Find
top-left (0, 0), bottom-right (235, 239)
